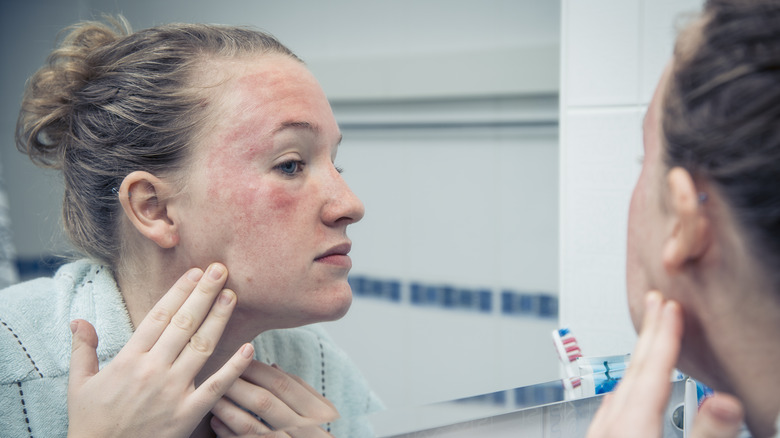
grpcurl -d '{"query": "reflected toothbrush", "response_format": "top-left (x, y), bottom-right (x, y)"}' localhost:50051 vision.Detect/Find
top-left (552, 327), bottom-right (582, 398)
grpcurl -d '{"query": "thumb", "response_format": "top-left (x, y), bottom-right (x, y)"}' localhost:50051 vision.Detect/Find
top-left (690, 393), bottom-right (744, 438)
top-left (68, 319), bottom-right (100, 391)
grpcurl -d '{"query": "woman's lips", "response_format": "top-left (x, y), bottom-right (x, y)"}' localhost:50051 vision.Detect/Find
top-left (315, 253), bottom-right (352, 268)
top-left (315, 243), bottom-right (352, 268)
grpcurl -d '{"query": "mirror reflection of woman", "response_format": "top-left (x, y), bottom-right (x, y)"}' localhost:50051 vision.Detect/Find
top-left (0, 16), bottom-right (381, 438)
top-left (588, 1), bottom-right (780, 437)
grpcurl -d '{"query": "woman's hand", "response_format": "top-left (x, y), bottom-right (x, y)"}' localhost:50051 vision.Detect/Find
top-left (586, 291), bottom-right (743, 438)
top-left (67, 263), bottom-right (254, 438)
top-left (210, 362), bottom-right (339, 437)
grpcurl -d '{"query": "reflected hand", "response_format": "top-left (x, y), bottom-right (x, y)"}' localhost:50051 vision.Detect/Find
top-left (210, 362), bottom-right (339, 437)
top-left (67, 263), bottom-right (254, 438)
top-left (585, 291), bottom-right (743, 438)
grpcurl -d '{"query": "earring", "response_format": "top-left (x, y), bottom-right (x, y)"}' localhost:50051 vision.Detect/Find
top-left (698, 192), bottom-right (708, 204)
top-left (111, 187), bottom-right (130, 198)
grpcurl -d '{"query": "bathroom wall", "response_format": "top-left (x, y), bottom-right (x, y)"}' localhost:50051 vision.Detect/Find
top-left (559, 0), bottom-right (705, 358)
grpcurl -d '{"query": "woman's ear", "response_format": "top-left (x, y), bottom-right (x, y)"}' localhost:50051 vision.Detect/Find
top-left (662, 167), bottom-right (711, 273)
top-left (118, 171), bottom-right (179, 249)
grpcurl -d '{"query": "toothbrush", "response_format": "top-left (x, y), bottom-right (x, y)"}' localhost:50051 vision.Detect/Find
top-left (552, 327), bottom-right (582, 398)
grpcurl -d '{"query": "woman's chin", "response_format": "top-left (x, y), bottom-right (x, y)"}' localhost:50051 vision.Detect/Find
top-left (295, 289), bottom-right (353, 326)
top-left (318, 291), bottom-right (353, 322)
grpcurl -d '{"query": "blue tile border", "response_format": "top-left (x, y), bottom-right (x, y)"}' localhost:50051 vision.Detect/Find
top-left (501, 290), bottom-right (558, 318)
top-left (349, 273), bottom-right (558, 319)
top-left (454, 389), bottom-right (508, 406)
top-left (348, 275), bottom-right (402, 302)
top-left (451, 380), bottom-right (564, 409)
top-left (15, 256), bottom-right (67, 281)
top-left (409, 283), bottom-right (492, 313)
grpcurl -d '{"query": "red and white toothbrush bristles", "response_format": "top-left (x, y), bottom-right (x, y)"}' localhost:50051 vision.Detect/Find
top-left (553, 328), bottom-right (582, 390)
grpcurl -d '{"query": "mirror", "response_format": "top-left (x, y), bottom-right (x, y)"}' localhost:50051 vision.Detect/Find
top-left (328, 96), bottom-right (560, 408)
top-left (0, 0), bottom-right (562, 433)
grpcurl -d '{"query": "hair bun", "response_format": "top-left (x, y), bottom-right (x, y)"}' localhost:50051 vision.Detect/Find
top-left (15, 15), bottom-right (131, 168)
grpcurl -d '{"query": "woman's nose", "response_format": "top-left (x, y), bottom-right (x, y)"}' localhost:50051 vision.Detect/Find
top-left (322, 167), bottom-right (365, 226)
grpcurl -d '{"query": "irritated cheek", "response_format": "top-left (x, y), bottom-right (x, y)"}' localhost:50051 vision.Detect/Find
top-left (212, 179), bottom-right (303, 240)
top-left (230, 185), bottom-right (305, 286)
top-left (268, 184), bottom-right (299, 211)
top-left (201, 145), bottom-right (303, 234)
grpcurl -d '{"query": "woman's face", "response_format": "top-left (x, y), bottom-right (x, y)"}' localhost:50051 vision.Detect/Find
top-left (625, 63), bottom-right (673, 332)
top-left (174, 55), bottom-right (364, 329)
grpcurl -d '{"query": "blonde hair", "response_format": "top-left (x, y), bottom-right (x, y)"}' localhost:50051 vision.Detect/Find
top-left (16, 16), bottom-right (300, 267)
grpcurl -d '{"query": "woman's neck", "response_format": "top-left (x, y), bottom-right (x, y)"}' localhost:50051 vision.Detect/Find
top-left (715, 310), bottom-right (780, 437)
top-left (682, 211), bottom-right (780, 437)
top-left (692, 280), bottom-right (780, 438)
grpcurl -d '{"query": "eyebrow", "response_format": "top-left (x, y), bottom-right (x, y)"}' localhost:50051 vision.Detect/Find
top-left (276, 121), bottom-right (315, 132)
top-left (274, 121), bottom-right (343, 146)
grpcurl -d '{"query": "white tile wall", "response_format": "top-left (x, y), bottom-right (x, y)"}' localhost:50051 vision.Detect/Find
top-left (497, 136), bottom-right (559, 290)
top-left (640, 0), bottom-right (705, 103)
top-left (559, 0), bottom-right (705, 358)
top-left (563, 0), bottom-right (641, 107)
top-left (405, 139), bottom-right (502, 285)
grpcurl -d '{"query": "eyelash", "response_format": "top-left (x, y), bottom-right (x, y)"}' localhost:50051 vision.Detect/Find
top-left (273, 160), bottom-right (344, 176)
top-left (274, 159), bottom-right (305, 176)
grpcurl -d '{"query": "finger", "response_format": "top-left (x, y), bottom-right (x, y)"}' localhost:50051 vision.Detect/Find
top-left (630, 299), bottom-right (683, 390)
top-left (68, 319), bottom-right (99, 392)
top-left (690, 393), bottom-right (744, 438)
top-left (598, 391), bottom-right (616, 410)
top-left (600, 296), bottom-right (684, 426)
top-left (626, 291), bottom-right (666, 366)
top-left (284, 424), bottom-right (333, 438)
top-left (172, 289), bottom-right (237, 377)
top-left (604, 293), bottom-right (665, 402)
top-left (127, 267), bottom-right (204, 353)
top-left (190, 343), bottom-right (255, 416)
top-left (272, 365), bottom-right (339, 414)
top-left (619, 295), bottom-right (683, 396)
top-left (212, 397), bottom-right (274, 436)
top-left (211, 415), bottom-right (239, 438)
top-left (230, 362), bottom-right (338, 424)
top-left (225, 380), bottom-right (309, 430)
top-left (151, 263), bottom-right (228, 363)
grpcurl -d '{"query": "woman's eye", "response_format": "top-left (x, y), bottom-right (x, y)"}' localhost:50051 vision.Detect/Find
top-left (275, 160), bottom-right (304, 175)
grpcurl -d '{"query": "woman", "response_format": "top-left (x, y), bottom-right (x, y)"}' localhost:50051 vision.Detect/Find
top-left (588, 0), bottom-right (780, 437)
top-left (0, 16), bottom-right (381, 437)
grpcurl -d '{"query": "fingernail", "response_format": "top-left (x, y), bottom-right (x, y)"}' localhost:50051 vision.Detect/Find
top-left (208, 264), bottom-right (225, 280)
top-left (241, 343), bottom-right (254, 358)
top-left (70, 320), bottom-right (78, 334)
top-left (663, 300), bottom-right (679, 318)
top-left (218, 289), bottom-right (234, 305)
top-left (187, 268), bottom-right (203, 282)
top-left (646, 291), bottom-right (662, 312)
